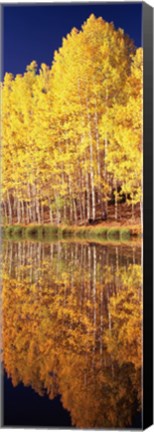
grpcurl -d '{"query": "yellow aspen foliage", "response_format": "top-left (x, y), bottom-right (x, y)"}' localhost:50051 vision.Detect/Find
top-left (1, 16), bottom-right (142, 224)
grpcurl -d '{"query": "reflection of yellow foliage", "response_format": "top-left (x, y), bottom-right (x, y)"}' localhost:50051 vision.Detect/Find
top-left (103, 264), bottom-right (142, 409)
top-left (2, 241), bottom-right (142, 428)
top-left (104, 265), bottom-right (142, 367)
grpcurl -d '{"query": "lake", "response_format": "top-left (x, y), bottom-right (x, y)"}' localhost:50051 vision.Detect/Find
top-left (1, 239), bottom-right (142, 428)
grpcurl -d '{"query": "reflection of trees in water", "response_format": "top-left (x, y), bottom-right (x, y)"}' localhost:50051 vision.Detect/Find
top-left (1, 241), bottom-right (142, 428)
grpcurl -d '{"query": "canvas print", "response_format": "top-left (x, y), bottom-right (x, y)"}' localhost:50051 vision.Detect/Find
top-left (1, 2), bottom-right (143, 429)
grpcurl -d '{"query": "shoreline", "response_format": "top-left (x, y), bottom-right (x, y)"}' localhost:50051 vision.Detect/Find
top-left (1, 223), bottom-right (141, 241)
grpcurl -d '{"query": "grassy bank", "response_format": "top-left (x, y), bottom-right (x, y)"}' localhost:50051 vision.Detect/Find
top-left (1, 223), bottom-right (141, 242)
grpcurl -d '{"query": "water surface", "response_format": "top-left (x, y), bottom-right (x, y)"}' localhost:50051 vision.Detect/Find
top-left (1, 239), bottom-right (142, 428)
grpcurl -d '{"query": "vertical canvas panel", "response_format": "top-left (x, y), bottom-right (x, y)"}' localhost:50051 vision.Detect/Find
top-left (0, 2), bottom-right (152, 429)
top-left (143, 2), bottom-right (153, 429)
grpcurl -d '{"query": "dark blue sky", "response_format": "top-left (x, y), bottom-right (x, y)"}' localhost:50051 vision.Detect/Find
top-left (2, 2), bottom-right (142, 77)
